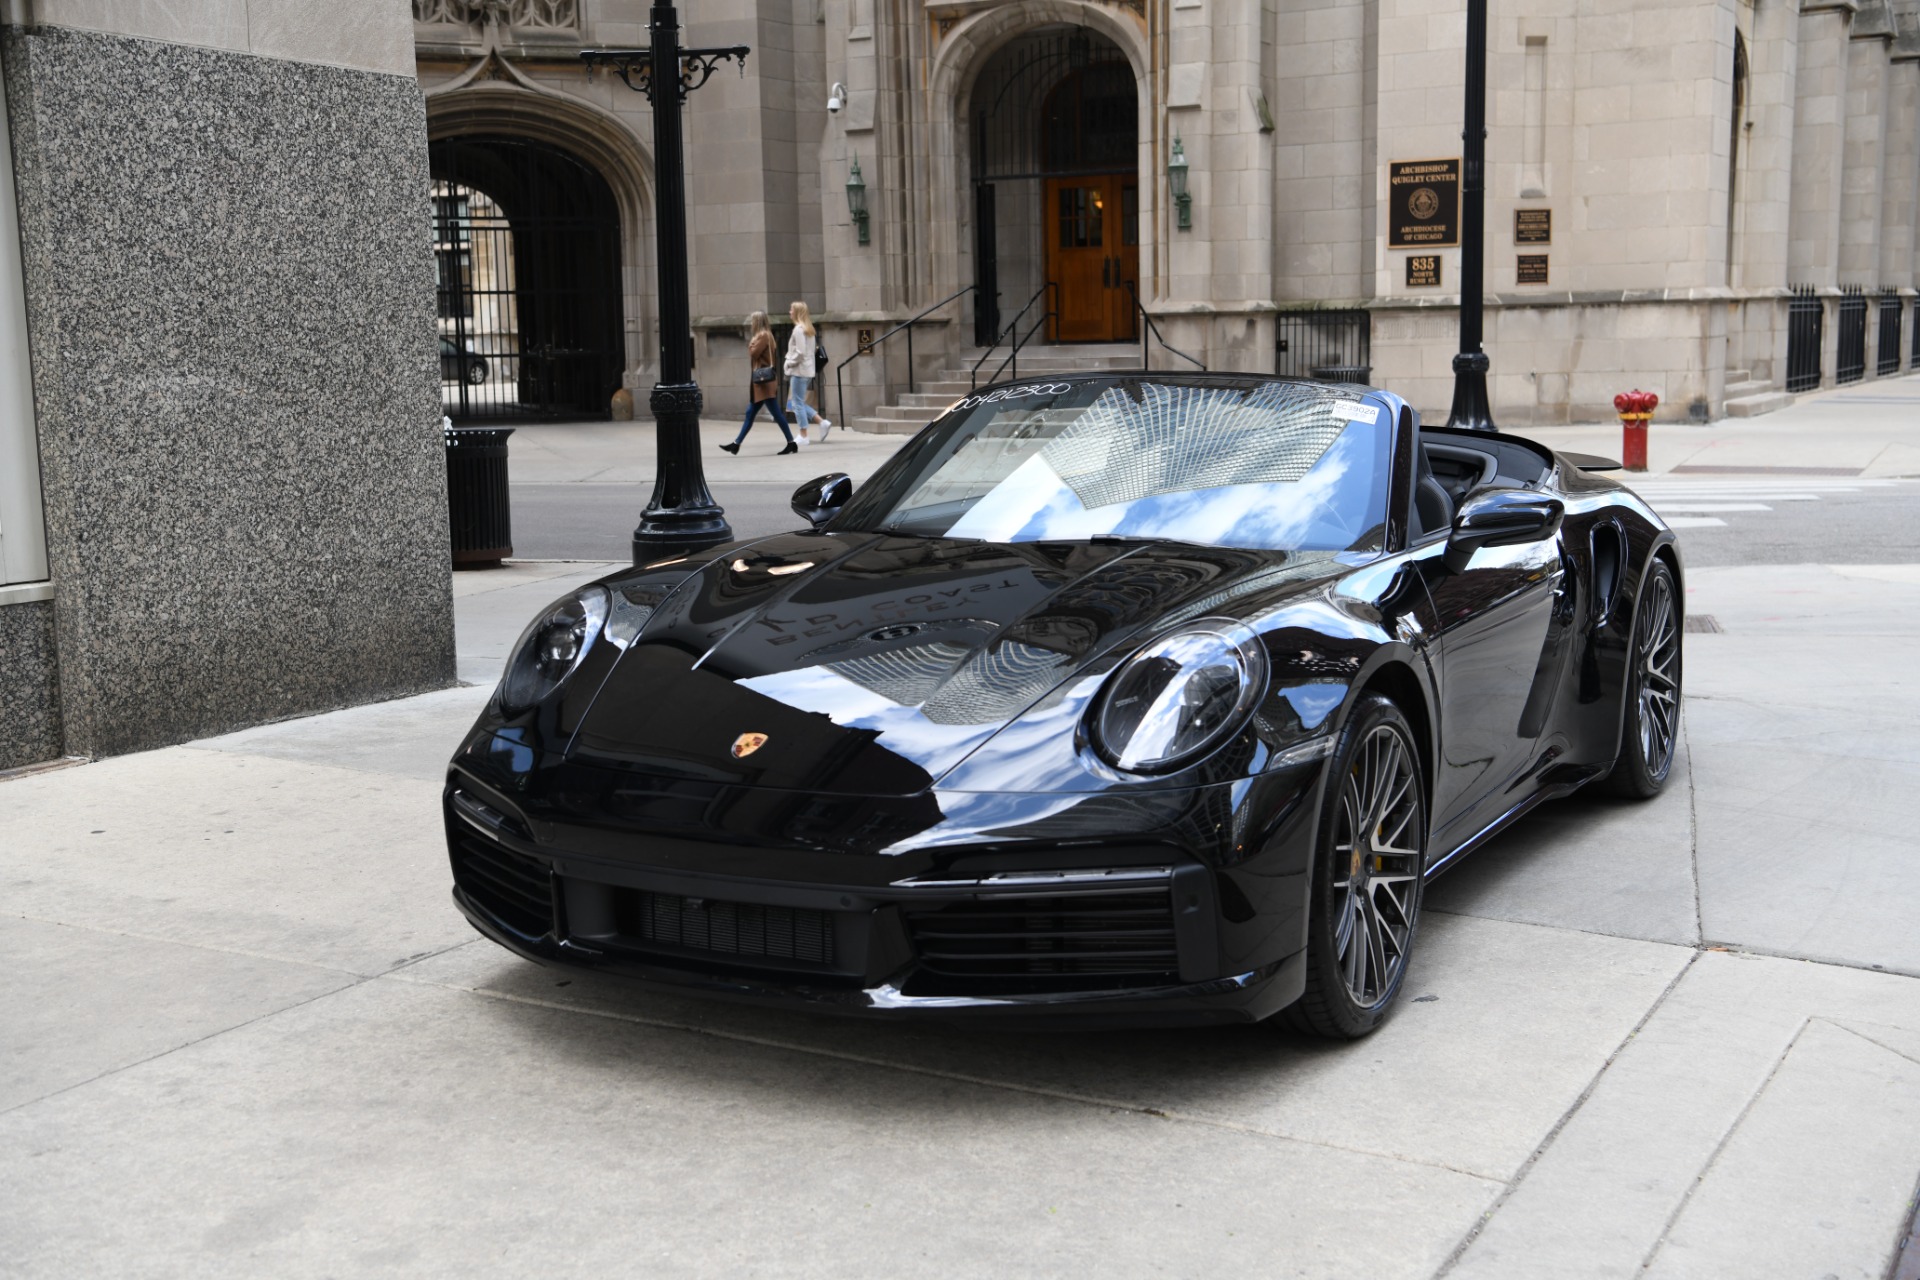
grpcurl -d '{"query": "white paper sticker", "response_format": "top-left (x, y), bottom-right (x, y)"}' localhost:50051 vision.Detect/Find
top-left (1328, 400), bottom-right (1380, 424)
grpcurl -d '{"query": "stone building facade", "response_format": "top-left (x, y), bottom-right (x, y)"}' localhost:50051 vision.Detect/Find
top-left (0, 2), bottom-right (455, 770)
top-left (413, 0), bottom-right (1920, 430)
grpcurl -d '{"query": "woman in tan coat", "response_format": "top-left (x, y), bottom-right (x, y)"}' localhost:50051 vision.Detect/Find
top-left (721, 310), bottom-right (797, 455)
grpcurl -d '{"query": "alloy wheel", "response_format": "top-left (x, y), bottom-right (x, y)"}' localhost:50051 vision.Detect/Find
top-left (1330, 724), bottom-right (1423, 1007)
top-left (1635, 571), bottom-right (1680, 777)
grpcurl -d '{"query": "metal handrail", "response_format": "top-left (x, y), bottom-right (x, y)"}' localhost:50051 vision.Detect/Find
top-left (1124, 281), bottom-right (1207, 372)
top-left (833, 284), bottom-right (976, 427)
top-left (970, 281), bottom-right (1057, 389)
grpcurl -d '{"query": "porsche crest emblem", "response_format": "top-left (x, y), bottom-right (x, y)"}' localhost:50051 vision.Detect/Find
top-left (731, 732), bottom-right (769, 759)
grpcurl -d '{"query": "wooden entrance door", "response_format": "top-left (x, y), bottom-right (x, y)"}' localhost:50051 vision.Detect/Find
top-left (1046, 175), bottom-right (1138, 343)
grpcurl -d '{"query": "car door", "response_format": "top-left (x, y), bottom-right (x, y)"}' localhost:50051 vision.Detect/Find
top-left (1417, 495), bottom-right (1564, 850)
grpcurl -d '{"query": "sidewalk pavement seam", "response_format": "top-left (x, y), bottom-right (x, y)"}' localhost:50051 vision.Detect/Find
top-left (1, 911), bottom-right (374, 981)
top-left (1431, 950), bottom-right (1704, 1279)
top-left (0, 976), bottom-right (358, 1123)
top-left (371, 967), bottom-right (1509, 1186)
top-left (1686, 713), bottom-right (1704, 948)
top-left (1632, 1015), bottom-right (1814, 1273)
top-left (175, 741), bottom-right (462, 786)
top-left (1421, 906), bottom-right (1691, 951)
top-left (1828, 1019), bottom-right (1920, 1071)
top-left (0, 930), bottom-right (480, 1122)
top-left (1692, 941), bottom-right (1920, 982)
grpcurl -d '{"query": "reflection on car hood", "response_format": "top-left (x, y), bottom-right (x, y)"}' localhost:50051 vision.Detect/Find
top-left (567, 532), bottom-right (1338, 795)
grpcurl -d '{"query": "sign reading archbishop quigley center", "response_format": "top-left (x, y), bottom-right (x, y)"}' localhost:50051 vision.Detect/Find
top-left (1388, 159), bottom-right (1461, 249)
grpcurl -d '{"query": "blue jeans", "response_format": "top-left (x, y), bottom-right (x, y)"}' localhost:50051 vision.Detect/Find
top-left (787, 374), bottom-right (819, 428)
top-left (733, 397), bottom-right (792, 444)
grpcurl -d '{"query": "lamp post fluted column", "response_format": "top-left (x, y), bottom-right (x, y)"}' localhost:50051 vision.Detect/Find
top-left (1446, 0), bottom-right (1495, 433)
top-left (583, 10), bottom-right (750, 560)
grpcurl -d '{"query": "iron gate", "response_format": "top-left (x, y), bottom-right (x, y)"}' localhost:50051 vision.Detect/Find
top-left (1275, 311), bottom-right (1372, 381)
top-left (1878, 290), bottom-right (1903, 377)
top-left (431, 136), bottom-right (624, 421)
top-left (1785, 285), bottom-right (1823, 393)
top-left (1836, 286), bottom-right (1866, 385)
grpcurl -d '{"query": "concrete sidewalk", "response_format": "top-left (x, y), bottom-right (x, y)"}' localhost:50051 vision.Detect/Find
top-left (6, 388), bottom-right (1920, 1275)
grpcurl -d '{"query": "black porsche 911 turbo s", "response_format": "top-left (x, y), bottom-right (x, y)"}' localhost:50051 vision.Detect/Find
top-left (444, 373), bottom-right (1680, 1036)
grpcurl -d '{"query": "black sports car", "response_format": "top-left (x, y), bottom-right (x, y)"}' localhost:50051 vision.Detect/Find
top-left (444, 373), bottom-right (1681, 1036)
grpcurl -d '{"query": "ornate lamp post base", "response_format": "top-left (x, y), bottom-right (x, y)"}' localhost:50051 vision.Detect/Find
top-left (633, 382), bottom-right (731, 558)
top-left (1446, 351), bottom-right (1494, 433)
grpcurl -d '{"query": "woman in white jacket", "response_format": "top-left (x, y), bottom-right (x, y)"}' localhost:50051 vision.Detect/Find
top-left (783, 300), bottom-right (831, 440)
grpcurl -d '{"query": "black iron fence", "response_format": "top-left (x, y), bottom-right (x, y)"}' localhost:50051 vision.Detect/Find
top-left (1785, 285), bottom-right (1823, 393)
top-left (431, 137), bottom-right (625, 422)
top-left (1276, 310), bottom-right (1372, 382)
top-left (1836, 285), bottom-right (1867, 385)
top-left (1878, 290), bottom-right (1904, 377)
top-left (1913, 299), bottom-right (1919, 368)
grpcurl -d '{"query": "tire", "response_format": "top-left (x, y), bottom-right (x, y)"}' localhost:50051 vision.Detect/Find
top-left (1601, 558), bottom-right (1682, 799)
top-left (1280, 694), bottom-right (1427, 1039)
top-left (465, 359), bottom-right (488, 386)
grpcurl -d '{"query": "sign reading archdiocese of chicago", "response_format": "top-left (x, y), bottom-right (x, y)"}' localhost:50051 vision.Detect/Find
top-left (1406, 254), bottom-right (1443, 288)
top-left (1515, 208), bottom-right (1551, 245)
top-left (1517, 254), bottom-right (1550, 285)
top-left (1388, 159), bottom-right (1460, 248)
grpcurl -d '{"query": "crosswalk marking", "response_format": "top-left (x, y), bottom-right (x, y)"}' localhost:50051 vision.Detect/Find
top-left (1611, 476), bottom-right (1909, 532)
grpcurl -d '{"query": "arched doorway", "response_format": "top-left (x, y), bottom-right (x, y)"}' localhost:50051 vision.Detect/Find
top-left (969, 27), bottom-right (1137, 345)
top-left (430, 136), bottom-right (624, 420)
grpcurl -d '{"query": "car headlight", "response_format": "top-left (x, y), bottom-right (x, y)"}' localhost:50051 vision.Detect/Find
top-left (1089, 622), bottom-right (1269, 774)
top-left (498, 586), bottom-right (610, 714)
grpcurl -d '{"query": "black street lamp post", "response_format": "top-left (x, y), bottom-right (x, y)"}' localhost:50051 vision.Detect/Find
top-left (583, 11), bottom-right (750, 560)
top-left (1446, 0), bottom-right (1495, 433)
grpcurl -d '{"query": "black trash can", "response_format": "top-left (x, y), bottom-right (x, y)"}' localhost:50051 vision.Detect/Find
top-left (1310, 365), bottom-right (1373, 384)
top-left (445, 425), bottom-right (514, 569)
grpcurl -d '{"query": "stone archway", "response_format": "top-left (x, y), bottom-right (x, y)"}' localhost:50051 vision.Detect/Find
top-left (425, 82), bottom-right (658, 394)
top-left (925, 3), bottom-right (1153, 344)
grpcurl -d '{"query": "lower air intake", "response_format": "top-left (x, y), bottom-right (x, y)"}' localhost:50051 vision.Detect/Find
top-left (903, 887), bottom-right (1180, 995)
top-left (615, 891), bottom-right (836, 968)
top-left (451, 833), bottom-right (553, 939)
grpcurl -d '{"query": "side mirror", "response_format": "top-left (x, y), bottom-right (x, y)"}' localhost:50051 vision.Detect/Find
top-left (1445, 487), bottom-right (1564, 571)
top-left (791, 473), bottom-right (853, 529)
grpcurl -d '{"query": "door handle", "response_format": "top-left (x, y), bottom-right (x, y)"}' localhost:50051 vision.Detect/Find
top-left (1102, 257), bottom-right (1111, 287)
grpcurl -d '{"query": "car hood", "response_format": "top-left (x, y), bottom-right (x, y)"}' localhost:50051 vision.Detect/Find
top-left (567, 532), bottom-right (1339, 795)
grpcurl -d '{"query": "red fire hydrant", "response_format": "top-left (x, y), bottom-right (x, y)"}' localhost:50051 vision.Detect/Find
top-left (1613, 389), bottom-right (1658, 472)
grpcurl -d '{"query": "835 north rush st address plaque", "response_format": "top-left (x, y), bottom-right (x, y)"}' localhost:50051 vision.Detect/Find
top-left (1388, 159), bottom-right (1460, 248)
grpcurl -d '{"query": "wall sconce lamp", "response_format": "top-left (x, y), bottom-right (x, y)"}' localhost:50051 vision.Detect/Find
top-left (1168, 136), bottom-right (1191, 231)
top-left (846, 155), bottom-right (870, 245)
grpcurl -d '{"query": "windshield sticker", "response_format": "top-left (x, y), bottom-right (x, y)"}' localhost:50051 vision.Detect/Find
top-left (1328, 400), bottom-right (1380, 424)
top-left (949, 383), bottom-right (1076, 413)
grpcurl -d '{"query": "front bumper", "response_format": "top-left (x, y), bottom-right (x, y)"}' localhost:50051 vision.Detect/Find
top-left (445, 782), bottom-right (1307, 1028)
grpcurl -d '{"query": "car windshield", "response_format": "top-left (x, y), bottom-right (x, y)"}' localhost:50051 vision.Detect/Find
top-left (831, 378), bottom-right (1392, 553)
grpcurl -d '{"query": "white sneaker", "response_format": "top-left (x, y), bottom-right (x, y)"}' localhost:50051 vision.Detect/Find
top-left (795, 432), bottom-right (809, 446)
top-left (817, 418), bottom-right (832, 439)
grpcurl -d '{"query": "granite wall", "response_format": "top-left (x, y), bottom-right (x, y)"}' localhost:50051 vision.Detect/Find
top-left (0, 598), bottom-right (62, 770)
top-left (2, 25), bottom-right (455, 759)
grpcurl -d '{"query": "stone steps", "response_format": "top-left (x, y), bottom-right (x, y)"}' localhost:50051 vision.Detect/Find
top-left (1724, 390), bottom-right (1794, 418)
top-left (850, 342), bottom-right (1148, 434)
top-left (1724, 378), bottom-right (1772, 398)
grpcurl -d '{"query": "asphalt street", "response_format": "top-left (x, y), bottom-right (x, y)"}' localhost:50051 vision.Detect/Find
top-left (5, 382), bottom-right (1920, 1277)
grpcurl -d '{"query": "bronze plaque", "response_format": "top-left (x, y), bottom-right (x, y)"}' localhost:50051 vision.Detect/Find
top-left (1515, 208), bottom-right (1551, 245)
top-left (1405, 254), bottom-right (1443, 288)
top-left (1517, 254), bottom-right (1550, 285)
top-left (1388, 159), bottom-right (1460, 248)
top-left (855, 327), bottom-right (875, 354)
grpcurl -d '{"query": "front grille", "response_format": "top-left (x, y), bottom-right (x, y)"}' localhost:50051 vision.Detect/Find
top-left (903, 888), bottom-right (1180, 995)
top-left (613, 891), bottom-right (836, 968)
top-left (451, 832), bottom-right (553, 938)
